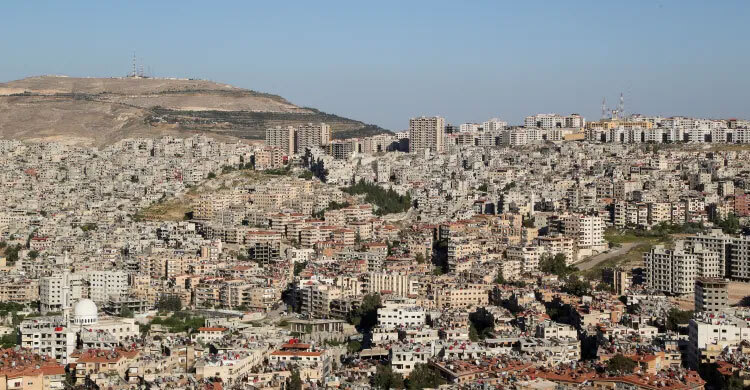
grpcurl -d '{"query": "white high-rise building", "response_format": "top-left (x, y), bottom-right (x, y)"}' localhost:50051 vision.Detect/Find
top-left (366, 272), bottom-right (418, 298)
top-left (483, 118), bottom-right (507, 132)
top-left (409, 116), bottom-right (445, 154)
top-left (560, 214), bottom-right (606, 254)
top-left (377, 299), bottom-right (426, 329)
top-left (87, 271), bottom-right (128, 303)
top-left (40, 272), bottom-right (86, 314)
top-left (459, 123), bottom-right (481, 132)
top-left (525, 113), bottom-right (584, 129)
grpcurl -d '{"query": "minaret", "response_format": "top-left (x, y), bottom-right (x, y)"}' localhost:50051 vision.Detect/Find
top-left (529, 193), bottom-right (535, 217)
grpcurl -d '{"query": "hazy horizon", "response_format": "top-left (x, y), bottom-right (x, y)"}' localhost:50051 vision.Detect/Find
top-left (2, 0), bottom-right (749, 130)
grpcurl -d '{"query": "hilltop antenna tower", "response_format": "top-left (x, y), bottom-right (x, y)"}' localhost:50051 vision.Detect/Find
top-left (131, 52), bottom-right (137, 78)
top-left (601, 97), bottom-right (607, 119)
top-left (619, 92), bottom-right (625, 119)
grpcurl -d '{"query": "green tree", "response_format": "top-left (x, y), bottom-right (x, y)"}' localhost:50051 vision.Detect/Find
top-left (562, 276), bottom-right (591, 297)
top-left (348, 294), bottom-right (381, 331)
top-left (343, 180), bottom-right (411, 215)
top-left (371, 365), bottom-right (404, 389)
top-left (0, 331), bottom-right (18, 348)
top-left (415, 252), bottom-right (426, 264)
top-left (716, 213), bottom-right (741, 235)
top-left (666, 308), bottom-right (693, 331)
top-left (606, 354), bottom-right (638, 374)
top-left (406, 364), bottom-right (445, 390)
top-left (288, 369), bottom-right (303, 390)
top-left (347, 340), bottom-right (362, 354)
top-left (207, 172), bottom-right (216, 179)
top-left (4, 244), bottom-right (22, 265)
top-left (522, 216), bottom-right (535, 228)
top-left (539, 253), bottom-right (575, 277)
top-left (120, 307), bottom-right (134, 318)
top-left (728, 374), bottom-right (746, 390)
top-left (468, 323), bottom-right (480, 342)
top-left (156, 295), bottom-right (182, 312)
top-left (468, 307), bottom-right (495, 340)
top-left (293, 261), bottom-right (308, 276)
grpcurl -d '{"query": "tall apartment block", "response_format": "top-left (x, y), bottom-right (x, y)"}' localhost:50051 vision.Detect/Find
top-left (265, 126), bottom-right (295, 156)
top-left (295, 123), bottom-right (331, 154)
top-left (644, 241), bottom-right (721, 295)
top-left (409, 116), bottom-right (445, 154)
top-left (524, 113), bottom-right (585, 129)
top-left (265, 123), bottom-right (331, 155)
top-left (694, 277), bottom-right (728, 313)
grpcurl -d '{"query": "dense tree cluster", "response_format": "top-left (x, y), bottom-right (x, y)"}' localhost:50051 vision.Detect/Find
top-left (666, 308), bottom-right (693, 332)
top-left (343, 180), bottom-right (411, 215)
top-left (347, 293), bottom-right (381, 331)
top-left (469, 307), bottom-right (495, 341)
top-left (406, 364), bottom-right (446, 389)
top-left (714, 213), bottom-right (741, 234)
top-left (371, 365), bottom-right (404, 389)
top-left (606, 354), bottom-right (638, 374)
top-left (562, 276), bottom-right (592, 297)
top-left (539, 253), bottom-right (576, 277)
top-left (1, 243), bottom-right (23, 265)
top-left (156, 295), bottom-right (182, 312)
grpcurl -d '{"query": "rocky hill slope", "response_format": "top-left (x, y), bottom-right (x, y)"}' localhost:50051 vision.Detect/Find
top-left (0, 75), bottom-right (389, 145)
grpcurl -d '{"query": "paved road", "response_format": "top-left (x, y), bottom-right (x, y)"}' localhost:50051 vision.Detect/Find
top-left (574, 242), bottom-right (638, 271)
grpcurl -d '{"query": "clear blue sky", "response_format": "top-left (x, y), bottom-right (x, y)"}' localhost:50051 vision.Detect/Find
top-left (1, 0), bottom-right (749, 130)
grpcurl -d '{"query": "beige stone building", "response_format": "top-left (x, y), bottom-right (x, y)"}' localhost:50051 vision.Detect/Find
top-left (409, 116), bottom-right (445, 154)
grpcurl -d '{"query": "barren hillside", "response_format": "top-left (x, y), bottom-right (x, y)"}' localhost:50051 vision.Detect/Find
top-left (0, 75), bottom-right (390, 145)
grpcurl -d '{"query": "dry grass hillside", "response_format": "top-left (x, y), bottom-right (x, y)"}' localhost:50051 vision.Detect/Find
top-left (0, 75), bottom-right (390, 145)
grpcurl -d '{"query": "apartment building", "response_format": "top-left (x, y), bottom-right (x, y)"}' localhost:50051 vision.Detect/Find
top-left (409, 116), bottom-right (445, 154)
top-left (265, 126), bottom-right (295, 156)
top-left (433, 284), bottom-right (489, 310)
top-left (40, 272), bottom-right (86, 314)
top-left (524, 113), bottom-right (584, 129)
top-left (377, 300), bottom-right (426, 328)
top-left (506, 245), bottom-right (543, 273)
top-left (366, 272), bottom-right (418, 298)
top-left (560, 214), bottom-right (606, 255)
top-left (688, 311), bottom-right (750, 368)
top-left (87, 271), bottom-right (128, 303)
top-left (644, 241), bottom-right (721, 295)
top-left (328, 139), bottom-right (356, 160)
top-left (295, 123), bottom-right (331, 153)
top-left (694, 277), bottom-right (728, 313)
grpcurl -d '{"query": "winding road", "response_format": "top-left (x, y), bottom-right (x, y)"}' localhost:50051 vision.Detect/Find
top-left (574, 243), bottom-right (638, 271)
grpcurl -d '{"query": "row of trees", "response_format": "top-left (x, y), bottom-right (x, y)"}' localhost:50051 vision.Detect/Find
top-left (370, 364), bottom-right (445, 389)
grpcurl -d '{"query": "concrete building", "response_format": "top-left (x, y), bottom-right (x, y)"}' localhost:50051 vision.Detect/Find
top-left (295, 123), bottom-right (331, 154)
top-left (644, 241), bottom-right (721, 295)
top-left (265, 126), bottom-right (295, 156)
top-left (694, 277), bottom-right (728, 313)
top-left (409, 116), bottom-right (445, 154)
top-left (87, 271), bottom-right (128, 303)
top-left (377, 300), bottom-right (426, 328)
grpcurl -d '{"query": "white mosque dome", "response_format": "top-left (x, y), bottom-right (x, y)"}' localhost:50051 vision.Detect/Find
top-left (72, 299), bottom-right (98, 325)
